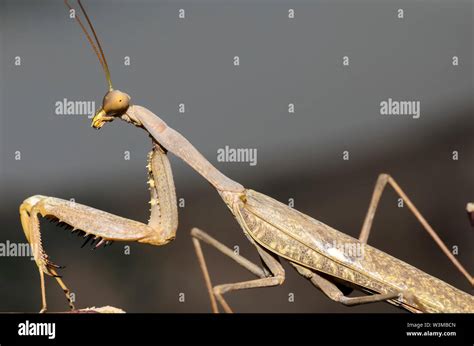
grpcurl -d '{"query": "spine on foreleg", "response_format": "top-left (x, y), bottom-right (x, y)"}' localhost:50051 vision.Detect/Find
top-left (146, 142), bottom-right (178, 242)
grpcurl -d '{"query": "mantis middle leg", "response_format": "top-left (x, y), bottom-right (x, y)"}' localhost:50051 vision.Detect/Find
top-left (191, 227), bottom-right (284, 313)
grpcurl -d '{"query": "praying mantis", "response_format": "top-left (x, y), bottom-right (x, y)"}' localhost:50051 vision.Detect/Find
top-left (19, 1), bottom-right (473, 313)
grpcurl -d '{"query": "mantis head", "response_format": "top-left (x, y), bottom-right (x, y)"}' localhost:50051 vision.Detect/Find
top-left (66, 0), bottom-right (136, 129)
top-left (91, 89), bottom-right (131, 129)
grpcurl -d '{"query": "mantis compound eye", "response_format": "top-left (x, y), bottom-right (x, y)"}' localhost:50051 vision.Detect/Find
top-left (91, 89), bottom-right (131, 129)
top-left (103, 89), bottom-right (130, 116)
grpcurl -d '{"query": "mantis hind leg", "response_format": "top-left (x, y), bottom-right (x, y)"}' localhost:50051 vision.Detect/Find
top-left (290, 262), bottom-right (423, 312)
top-left (191, 227), bottom-right (284, 313)
top-left (359, 173), bottom-right (473, 286)
top-left (19, 195), bottom-right (163, 312)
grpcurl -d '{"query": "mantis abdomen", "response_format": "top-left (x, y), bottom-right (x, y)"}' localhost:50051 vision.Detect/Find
top-left (228, 189), bottom-right (474, 313)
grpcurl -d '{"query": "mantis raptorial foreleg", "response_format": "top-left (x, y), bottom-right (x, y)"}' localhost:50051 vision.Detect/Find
top-left (191, 227), bottom-right (284, 313)
top-left (19, 143), bottom-right (178, 312)
top-left (359, 174), bottom-right (473, 286)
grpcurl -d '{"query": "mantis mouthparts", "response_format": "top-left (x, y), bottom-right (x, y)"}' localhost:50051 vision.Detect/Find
top-left (91, 109), bottom-right (110, 129)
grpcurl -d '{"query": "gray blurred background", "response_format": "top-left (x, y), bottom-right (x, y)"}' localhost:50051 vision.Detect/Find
top-left (0, 0), bottom-right (473, 313)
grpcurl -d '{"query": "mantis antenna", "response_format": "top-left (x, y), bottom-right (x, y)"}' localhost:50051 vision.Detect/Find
top-left (64, 0), bottom-right (113, 91)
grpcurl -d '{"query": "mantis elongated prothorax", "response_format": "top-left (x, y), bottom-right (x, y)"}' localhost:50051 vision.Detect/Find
top-left (65, 0), bottom-right (244, 193)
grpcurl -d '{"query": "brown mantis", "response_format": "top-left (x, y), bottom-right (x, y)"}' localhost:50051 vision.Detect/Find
top-left (19, 1), bottom-right (473, 313)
